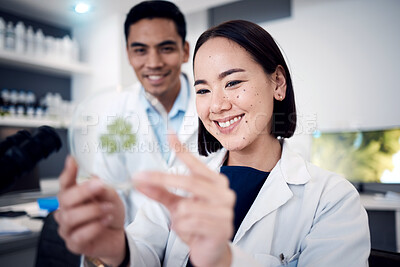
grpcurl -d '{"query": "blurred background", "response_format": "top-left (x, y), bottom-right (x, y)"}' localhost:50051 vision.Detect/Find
top-left (0, 0), bottom-right (399, 179)
top-left (0, 0), bottom-right (399, 260)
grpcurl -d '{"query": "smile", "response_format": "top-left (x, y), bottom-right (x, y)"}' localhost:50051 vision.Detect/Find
top-left (216, 115), bottom-right (243, 128)
top-left (145, 71), bottom-right (170, 81)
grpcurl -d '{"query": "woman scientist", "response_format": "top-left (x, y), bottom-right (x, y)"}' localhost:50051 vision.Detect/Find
top-left (55, 20), bottom-right (370, 267)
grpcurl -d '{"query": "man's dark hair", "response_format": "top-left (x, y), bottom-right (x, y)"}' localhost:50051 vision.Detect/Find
top-left (124, 0), bottom-right (186, 44)
top-left (193, 20), bottom-right (297, 156)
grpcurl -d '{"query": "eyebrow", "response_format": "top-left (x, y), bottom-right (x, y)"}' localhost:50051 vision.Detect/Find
top-left (194, 68), bottom-right (245, 86)
top-left (129, 40), bottom-right (177, 48)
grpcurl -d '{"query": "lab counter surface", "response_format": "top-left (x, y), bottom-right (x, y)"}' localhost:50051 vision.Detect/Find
top-left (0, 179), bottom-right (58, 267)
top-left (1, 180), bottom-right (400, 267)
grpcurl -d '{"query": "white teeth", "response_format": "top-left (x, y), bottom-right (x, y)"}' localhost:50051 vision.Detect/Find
top-left (148, 75), bottom-right (162, 80)
top-left (218, 116), bottom-right (242, 128)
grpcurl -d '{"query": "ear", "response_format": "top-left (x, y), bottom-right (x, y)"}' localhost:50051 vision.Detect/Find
top-left (273, 65), bottom-right (287, 101)
top-left (182, 41), bottom-right (190, 63)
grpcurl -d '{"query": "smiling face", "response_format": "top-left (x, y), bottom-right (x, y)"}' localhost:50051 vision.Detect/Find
top-left (126, 18), bottom-right (189, 111)
top-left (194, 37), bottom-right (285, 152)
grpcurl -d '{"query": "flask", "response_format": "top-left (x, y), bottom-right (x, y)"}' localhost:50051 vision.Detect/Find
top-left (15, 21), bottom-right (25, 54)
top-left (5, 21), bottom-right (15, 51)
top-left (0, 17), bottom-right (5, 50)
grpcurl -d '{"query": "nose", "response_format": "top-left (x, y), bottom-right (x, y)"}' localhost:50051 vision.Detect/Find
top-left (210, 89), bottom-right (231, 114)
top-left (145, 49), bottom-right (163, 69)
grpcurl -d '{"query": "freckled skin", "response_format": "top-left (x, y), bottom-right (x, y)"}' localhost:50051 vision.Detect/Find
top-left (194, 37), bottom-right (278, 153)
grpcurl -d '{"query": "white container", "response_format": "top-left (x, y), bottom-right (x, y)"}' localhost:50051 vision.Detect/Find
top-left (62, 35), bottom-right (72, 61)
top-left (1, 89), bottom-right (10, 105)
top-left (15, 21), bottom-right (25, 54)
top-left (26, 91), bottom-right (36, 107)
top-left (0, 17), bottom-right (5, 50)
top-left (9, 90), bottom-right (18, 105)
top-left (35, 29), bottom-right (45, 56)
top-left (71, 38), bottom-right (79, 62)
top-left (44, 35), bottom-right (55, 59)
top-left (26, 26), bottom-right (35, 55)
top-left (5, 21), bottom-right (15, 51)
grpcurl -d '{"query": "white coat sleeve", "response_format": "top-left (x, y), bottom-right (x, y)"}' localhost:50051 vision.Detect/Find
top-left (125, 200), bottom-right (171, 266)
top-left (297, 178), bottom-right (371, 266)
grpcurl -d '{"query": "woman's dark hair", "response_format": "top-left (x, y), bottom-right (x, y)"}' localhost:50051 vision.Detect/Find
top-left (124, 0), bottom-right (186, 45)
top-left (194, 20), bottom-right (297, 156)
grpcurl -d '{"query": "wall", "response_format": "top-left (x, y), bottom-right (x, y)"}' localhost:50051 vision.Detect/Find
top-left (255, 0), bottom-right (400, 158)
top-left (71, 12), bottom-right (125, 101)
top-left (262, 0), bottom-right (400, 131)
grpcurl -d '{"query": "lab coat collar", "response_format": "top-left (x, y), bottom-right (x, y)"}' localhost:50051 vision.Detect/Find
top-left (124, 74), bottom-right (198, 167)
top-left (229, 140), bottom-right (311, 244)
top-left (176, 73), bottom-right (198, 143)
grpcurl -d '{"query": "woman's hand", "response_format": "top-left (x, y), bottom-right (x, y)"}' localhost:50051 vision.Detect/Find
top-left (135, 134), bottom-right (236, 267)
top-left (54, 156), bottom-right (127, 266)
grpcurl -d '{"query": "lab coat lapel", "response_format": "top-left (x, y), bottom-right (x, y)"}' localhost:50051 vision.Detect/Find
top-left (232, 142), bottom-right (310, 252)
top-left (232, 160), bottom-right (293, 247)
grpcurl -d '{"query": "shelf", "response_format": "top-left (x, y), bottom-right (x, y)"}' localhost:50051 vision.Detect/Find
top-left (0, 116), bottom-right (69, 129)
top-left (0, 49), bottom-right (91, 76)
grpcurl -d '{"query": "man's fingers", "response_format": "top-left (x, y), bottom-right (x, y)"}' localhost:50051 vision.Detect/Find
top-left (59, 156), bottom-right (78, 191)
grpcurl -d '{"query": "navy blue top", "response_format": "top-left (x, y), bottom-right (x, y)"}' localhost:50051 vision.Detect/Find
top-left (186, 165), bottom-right (269, 266)
top-left (220, 165), bottom-right (270, 237)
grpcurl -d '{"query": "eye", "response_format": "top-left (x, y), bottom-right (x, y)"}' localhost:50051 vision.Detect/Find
top-left (226, 80), bottom-right (242, 88)
top-left (160, 46), bottom-right (175, 53)
top-left (196, 89), bottom-right (210, 95)
top-left (132, 47), bottom-right (146, 55)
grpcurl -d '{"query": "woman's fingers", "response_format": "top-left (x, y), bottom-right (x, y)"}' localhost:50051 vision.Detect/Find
top-left (168, 134), bottom-right (219, 180)
top-left (57, 201), bottom-right (114, 235)
top-left (171, 201), bottom-right (234, 245)
top-left (59, 156), bottom-right (78, 191)
top-left (135, 171), bottom-right (234, 205)
top-left (62, 220), bottom-right (124, 258)
top-left (59, 179), bottom-right (120, 209)
top-left (58, 179), bottom-right (103, 209)
top-left (136, 181), bottom-right (183, 212)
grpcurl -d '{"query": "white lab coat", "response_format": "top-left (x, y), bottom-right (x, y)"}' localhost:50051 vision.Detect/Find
top-left (125, 141), bottom-right (371, 266)
top-left (93, 75), bottom-right (222, 223)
